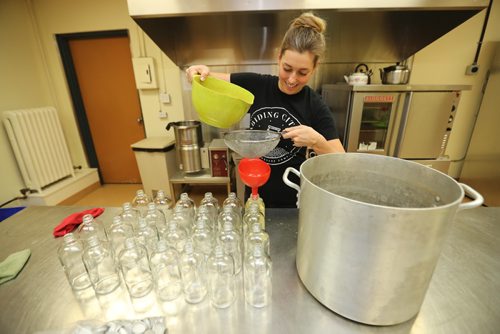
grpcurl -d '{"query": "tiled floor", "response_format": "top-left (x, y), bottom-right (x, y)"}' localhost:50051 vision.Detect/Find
top-left (63, 184), bottom-right (144, 207)
top-left (62, 183), bottom-right (230, 208)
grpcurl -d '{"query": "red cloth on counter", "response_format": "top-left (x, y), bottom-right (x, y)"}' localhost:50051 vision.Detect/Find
top-left (53, 208), bottom-right (105, 238)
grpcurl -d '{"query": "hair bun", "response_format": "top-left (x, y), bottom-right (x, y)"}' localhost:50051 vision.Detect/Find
top-left (292, 12), bottom-right (326, 34)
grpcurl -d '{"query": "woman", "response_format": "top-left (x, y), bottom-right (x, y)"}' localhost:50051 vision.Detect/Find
top-left (186, 12), bottom-right (345, 208)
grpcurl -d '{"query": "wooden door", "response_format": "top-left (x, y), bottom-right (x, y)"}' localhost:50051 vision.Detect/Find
top-left (68, 35), bottom-right (144, 183)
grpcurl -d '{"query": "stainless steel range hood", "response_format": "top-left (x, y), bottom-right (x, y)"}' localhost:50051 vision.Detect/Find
top-left (127, 0), bottom-right (488, 66)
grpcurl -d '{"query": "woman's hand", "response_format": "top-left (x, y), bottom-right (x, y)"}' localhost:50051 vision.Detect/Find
top-left (185, 65), bottom-right (210, 82)
top-left (185, 65), bottom-right (231, 83)
top-left (283, 125), bottom-right (345, 154)
top-left (283, 125), bottom-right (322, 148)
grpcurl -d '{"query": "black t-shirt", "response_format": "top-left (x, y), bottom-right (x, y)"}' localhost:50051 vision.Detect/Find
top-left (231, 72), bottom-right (339, 208)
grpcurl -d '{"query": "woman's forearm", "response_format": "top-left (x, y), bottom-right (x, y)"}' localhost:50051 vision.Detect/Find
top-left (313, 138), bottom-right (345, 154)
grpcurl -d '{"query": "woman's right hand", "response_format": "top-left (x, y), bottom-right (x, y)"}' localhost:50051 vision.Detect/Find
top-left (186, 65), bottom-right (210, 83)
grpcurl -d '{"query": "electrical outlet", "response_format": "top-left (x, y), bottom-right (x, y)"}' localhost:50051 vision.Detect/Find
top-left (160, 92), bottom-right (171, 104)
top-left (159, 111), bottom-right (168, 118)
top-left (465, 64), bottom-right (480, 75)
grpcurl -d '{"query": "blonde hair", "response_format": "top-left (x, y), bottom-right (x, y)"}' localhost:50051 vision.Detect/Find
top-left (279, 12), bottom-right (327, 67)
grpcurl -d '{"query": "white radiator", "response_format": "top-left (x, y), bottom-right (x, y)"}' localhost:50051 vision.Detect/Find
top-left (3, 107), bottom-right (75, 192)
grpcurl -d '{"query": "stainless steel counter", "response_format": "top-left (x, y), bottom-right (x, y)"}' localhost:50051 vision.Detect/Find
top-left (0, 206), bottom-right (499, 333)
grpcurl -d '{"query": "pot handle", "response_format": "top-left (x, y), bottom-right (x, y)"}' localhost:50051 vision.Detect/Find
top-left (283, 167), bottom-right (301, 208)
top-left (457, 183), bottom-right (484, 211)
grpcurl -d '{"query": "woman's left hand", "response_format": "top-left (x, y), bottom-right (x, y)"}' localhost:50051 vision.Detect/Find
top-left (282, 125), bottom-right (322, 148)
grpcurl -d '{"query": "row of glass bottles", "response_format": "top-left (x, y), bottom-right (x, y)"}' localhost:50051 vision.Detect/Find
top-left (58, 189), bottom-right (272, 309)
top-left (59, 225), bottom-right (248, 308)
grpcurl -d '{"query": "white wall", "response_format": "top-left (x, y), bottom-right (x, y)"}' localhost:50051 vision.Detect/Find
top-left (0, 0), bottom-right (54, 205)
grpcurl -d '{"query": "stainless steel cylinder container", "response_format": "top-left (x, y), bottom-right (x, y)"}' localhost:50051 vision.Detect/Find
top-left (283, 153), bottom-right (483, 325)
top-left (166, 120), bottom-right (203, 173)
top-left (380, 66), bottom-right (410, 84)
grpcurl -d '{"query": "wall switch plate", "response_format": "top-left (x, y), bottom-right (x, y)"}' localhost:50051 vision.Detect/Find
top-left (132, 57), bottom-right (158, 89)
top-left (160, 92), bottom-right (171, 104)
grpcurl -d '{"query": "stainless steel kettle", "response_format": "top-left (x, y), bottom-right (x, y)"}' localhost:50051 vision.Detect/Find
top-left (380, 64), bottom-right (410, 84)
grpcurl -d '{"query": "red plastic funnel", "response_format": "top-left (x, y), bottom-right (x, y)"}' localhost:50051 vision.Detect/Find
top-left (238, 158), bottom-right (271, 196)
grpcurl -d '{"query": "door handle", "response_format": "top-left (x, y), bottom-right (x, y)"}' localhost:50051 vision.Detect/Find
top-left (137, 116), bottom-right (144, 123)
top-left (392, 92), bottom-right (413, 157)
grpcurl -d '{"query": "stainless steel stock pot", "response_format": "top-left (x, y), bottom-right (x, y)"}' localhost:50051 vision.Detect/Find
top-left (283, 153), bottom-right (483, 325)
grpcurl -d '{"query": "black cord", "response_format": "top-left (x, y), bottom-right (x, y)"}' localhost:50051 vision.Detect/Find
top-left (473, 0), bottom-right (493, 64)
top-left (0, 188), bottom-right (32, 208)
top-left (0, 197), bottom-right (23, 208)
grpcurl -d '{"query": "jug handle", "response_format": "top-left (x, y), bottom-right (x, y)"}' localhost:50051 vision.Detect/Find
top-left (457, 183), bottom-right (484, 211)
top-left (343, 75), bottom-right (349, 83)
top-left (283, 167), bottom-right (301, 209)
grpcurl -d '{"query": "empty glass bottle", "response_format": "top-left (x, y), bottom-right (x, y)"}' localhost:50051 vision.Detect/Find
top-left (77, 214), bottom-right (107, 245)
top-left (218, 219), bottom-right (242, 275)
top-left (163, 220), bottom-right (188, 254)
top-left (57, 233), bottom-right (92, 292)
top-left (221, 196), bottom-right (243, 233)
top-left (245, 221), bottom-right (270, 258)
top-left (153, 189), bottom-right (173, 211)
top-left (195, 205), bottom-right (216, 232)
top-left (191, 213), bottom-right (214, 260)
top-left (223, 192), bottom-right (243, 218)
top-left (218, 205), bottom-right (241, 234)
top-left (120, 202), bottom-right (140, 232)
top-left (149, 240), bottom-right (182, 301)
top-left (145, 202), bottom-right (167, 236)
top-left (243, 205), bottom-right (266, 241)
top-left (199, 192), bottom-right (219, 223)
top-left (107, 216), bottom-right (134, 261)
top-left (179, 240), bottom-right (207, 304)
top-left (207, 245), bottom-right (236, 308)
top-left (244, 243), bottom-right (272, 308)
top-left (118, 238), bottom-right (154, 299)
top-left (82, 235), bottom-right (121, 296)
top-left (132, 189), bottom-right (150, 217)
top-left (171, 204), bottom-right (193, 234)
top-left (175, 192), bottom-right (196, 222)
top-left (135, 217), bottom-right (159, 256)
top-left (154, 190), bottom-right (173, 224)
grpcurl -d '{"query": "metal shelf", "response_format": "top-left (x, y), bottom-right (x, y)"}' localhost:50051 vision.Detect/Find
top-left (169, 168), bottom-right (231, 201)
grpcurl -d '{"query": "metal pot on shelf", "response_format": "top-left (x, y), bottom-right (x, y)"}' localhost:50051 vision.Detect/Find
top-left (166, 120), bottom-right (203, 173)
top-left (283, 153), bottom-right (483, 325)
top-left (380, 64), bottom-right (410, 84)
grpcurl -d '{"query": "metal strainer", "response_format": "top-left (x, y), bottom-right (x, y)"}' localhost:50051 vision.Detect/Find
top-left (223, 130), bottom-right (281, 158)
